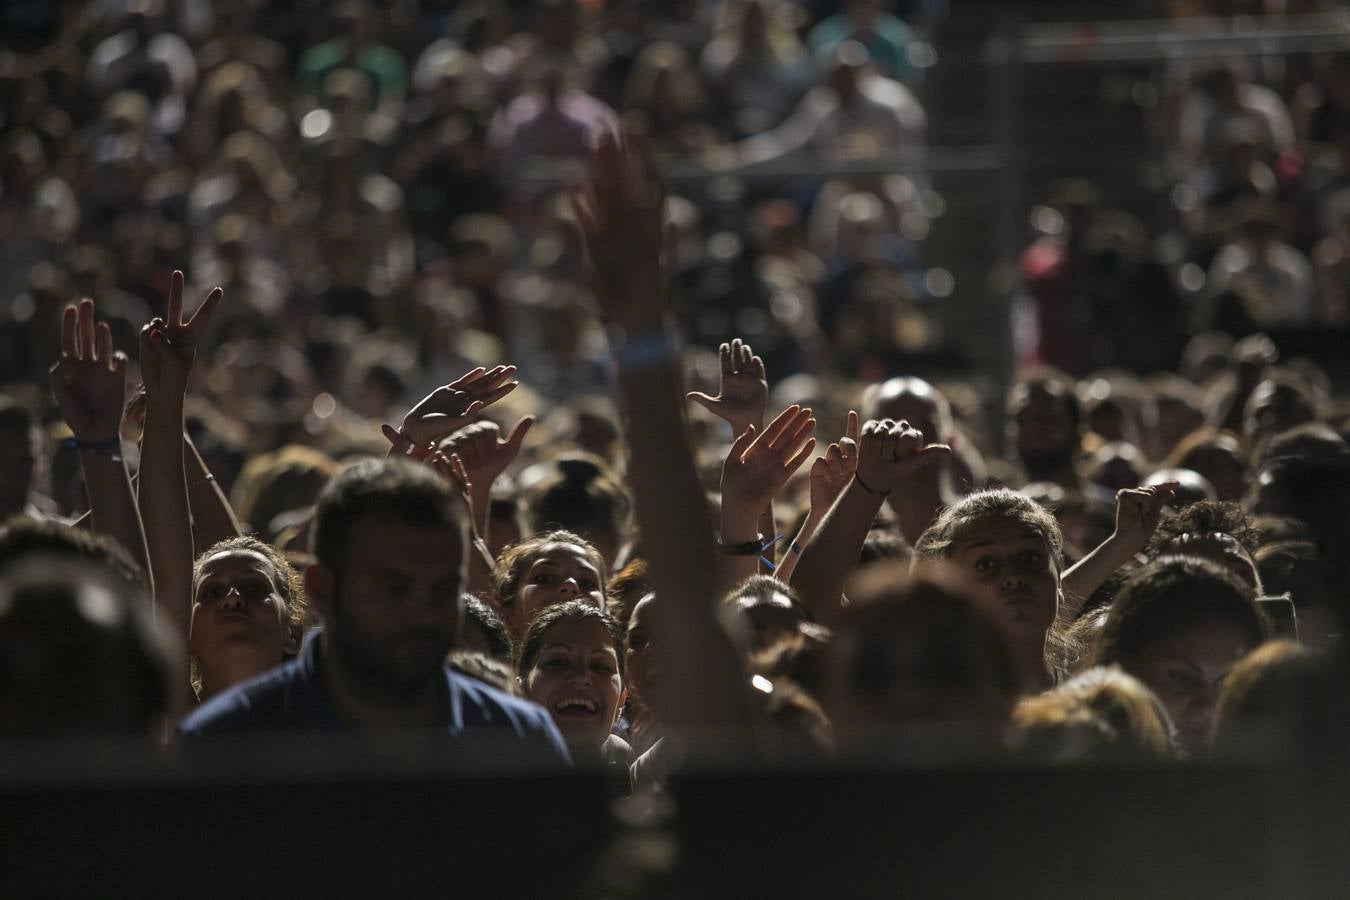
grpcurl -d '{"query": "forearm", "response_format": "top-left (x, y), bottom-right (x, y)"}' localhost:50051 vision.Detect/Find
top-left (616, 334), bottom-right (754, 740)
top-left (774, 507), bottom-right (825, 584)
top-left (466, 534), bottom-right (495, 597)
top-left (758, 504), bottom-right (776, 576)
top-left (138, 394), bottom-right (194, 638)
top-left (1061, 534), bottom-right (1138, 622)
top-left (719, 501), bottom-right (763, 587)
top-left (470, 483), bottom-right (492, 539)
top-left (789, 479), bottom-right (885, 627)
top-left (78, 449), bottom-right (152, 586)
top-left (185, 436), bottom-right (238, 551)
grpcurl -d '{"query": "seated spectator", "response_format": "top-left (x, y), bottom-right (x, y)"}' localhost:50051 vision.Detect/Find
top-left (702, 0), bottom-right (814, 138)
top-left (807, 0), bottom-right (922, 86)
top-left (738, 42), bottom-right (925, 167)
top-left (1207, 201), bottom-right (1316, 328)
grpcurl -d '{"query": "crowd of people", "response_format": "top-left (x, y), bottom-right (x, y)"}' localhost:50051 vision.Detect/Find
top-left (3, 0), bottom-right (1350, 804)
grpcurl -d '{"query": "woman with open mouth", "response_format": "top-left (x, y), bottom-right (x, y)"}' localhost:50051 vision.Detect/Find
top-left (516, 600), bottom-right (631, 777)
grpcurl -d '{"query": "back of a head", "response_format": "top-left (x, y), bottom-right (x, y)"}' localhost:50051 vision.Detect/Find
top-left (0, 517), bottom-right (147, 595)
top-left (232, 445), bottom-right (339, 535)
top-left (310, 458), bottom-right (468, 574)
top-left (522, 454), bottom-right (630, 561)
top-left (1096, 556), bottom-right (1266, 669)
top-left (1012, 666), bottom-right (1177, 764)
top-left (825, 570), bottom-right (1020, 756)
top-left (1209, 640), bottom-right (1324, 761)
top-left (0, 555), bottom-right (179, 739)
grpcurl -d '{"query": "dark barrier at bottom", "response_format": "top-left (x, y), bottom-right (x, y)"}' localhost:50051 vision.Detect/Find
top-left (4, 752), bottom-right (1350, 898)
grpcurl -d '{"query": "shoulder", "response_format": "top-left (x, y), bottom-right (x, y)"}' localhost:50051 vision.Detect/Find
top-left (449, 672), bottom-right (571, 763)
top-left (176, 659), bottom-right (309, 737)
top-left (451, 671), bottom-right (552, 731)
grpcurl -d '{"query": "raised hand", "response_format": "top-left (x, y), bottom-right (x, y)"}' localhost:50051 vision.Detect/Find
top-left (721, 405), bottom-right (816, 515)
top-left (50, 298), bottom-right (127, 442)
top-left (440, 416), bottom-right (534, 489)
top-left (1112, 481), bottom-right (1179, 553)
top-left (397, 365), bottom-right (519, 449)
top-left (428, 450), bottom-right (474, 509)
top-left (139, 270), bottom-right (223, 398)
top-left (854, 417), bottom-right (952, 496)
top-left (810, 410), bottom-right (859, 514)
top-left (687, 338), bottom-right (768, 435)
top-left (569, 128), bottom-right (667, 331)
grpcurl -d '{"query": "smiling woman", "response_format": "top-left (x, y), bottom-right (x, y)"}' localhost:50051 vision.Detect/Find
top-left (516, 600), bottom-right (630, 767)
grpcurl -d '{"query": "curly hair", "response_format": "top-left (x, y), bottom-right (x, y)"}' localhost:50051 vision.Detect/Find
top-left (193, 535), bottom-right (308, 639)
top-left (516, 599), bottom-right (625, 681)
top-left (1144, 500), bottom-right (1259, 559)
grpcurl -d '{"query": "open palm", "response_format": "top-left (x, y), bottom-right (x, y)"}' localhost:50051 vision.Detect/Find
top-left (50, 298), bottom-right (127, 441)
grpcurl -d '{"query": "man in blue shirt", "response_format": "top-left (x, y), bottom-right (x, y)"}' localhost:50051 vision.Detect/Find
top-left (179, 458), bottom-right (569, 764)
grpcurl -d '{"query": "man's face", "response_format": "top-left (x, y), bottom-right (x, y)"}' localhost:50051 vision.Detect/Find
top-left (323, 514), bottom-right (466, 696)
top-left (1012, 392), bottom-right (1076, 472)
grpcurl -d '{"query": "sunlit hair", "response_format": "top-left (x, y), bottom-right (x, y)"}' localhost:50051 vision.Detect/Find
top-left (1209, 640), bottom-right (1320, 761)
top-left (516, 599), bottom-right (625, 682)
top-left (1011, 666), bottom-right (1177, 763)
top-left (231, 444), bottom-right (338, 535)
top-left (492, 530), bottom-right (606, 611)
top-left (912, 488), bottom-right (1064, 570)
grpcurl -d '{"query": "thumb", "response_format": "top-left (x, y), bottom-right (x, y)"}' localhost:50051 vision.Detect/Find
top-left (917, 443), bottom-right (954, 468)
top-left (728, 423), bottom-right (757, 462)
top-left (686, 392), bottom-right (720, 413)
top-left (382, 423), bottom-right (415, 455)
top-left (503, 416), bottom-right (534, 453)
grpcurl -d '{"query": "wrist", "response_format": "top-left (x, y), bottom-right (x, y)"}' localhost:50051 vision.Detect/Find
top-left (67, 435), bottom-right (123, 462)
top-left (1105, 530), bottom-right (1146, 558)
top-left (852, 470), bottom-right (890, 497)
top-left (720, 509), bottom-right (763, 544)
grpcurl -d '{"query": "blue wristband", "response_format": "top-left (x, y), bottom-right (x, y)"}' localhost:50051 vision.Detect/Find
top-left (613, 331), bottom-right (676, 371)
top-left (62, 435), bottom-right (122, 461)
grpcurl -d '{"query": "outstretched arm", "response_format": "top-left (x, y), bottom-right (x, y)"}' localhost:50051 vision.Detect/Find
top-left (49, 299), bottom-right (151, 582)
top-left (137, 271), bottom-right (222, 640)
top-left (1060, 481), bottom-right (1177, 622)
top-left (573, 129), bottom-right (754, 746)
top-left (789, 417), bottom-right (950, 627)
top-left (718, 404), bottom-right (815, 585)
top-left (776, 411), bottom-right (859, 584)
